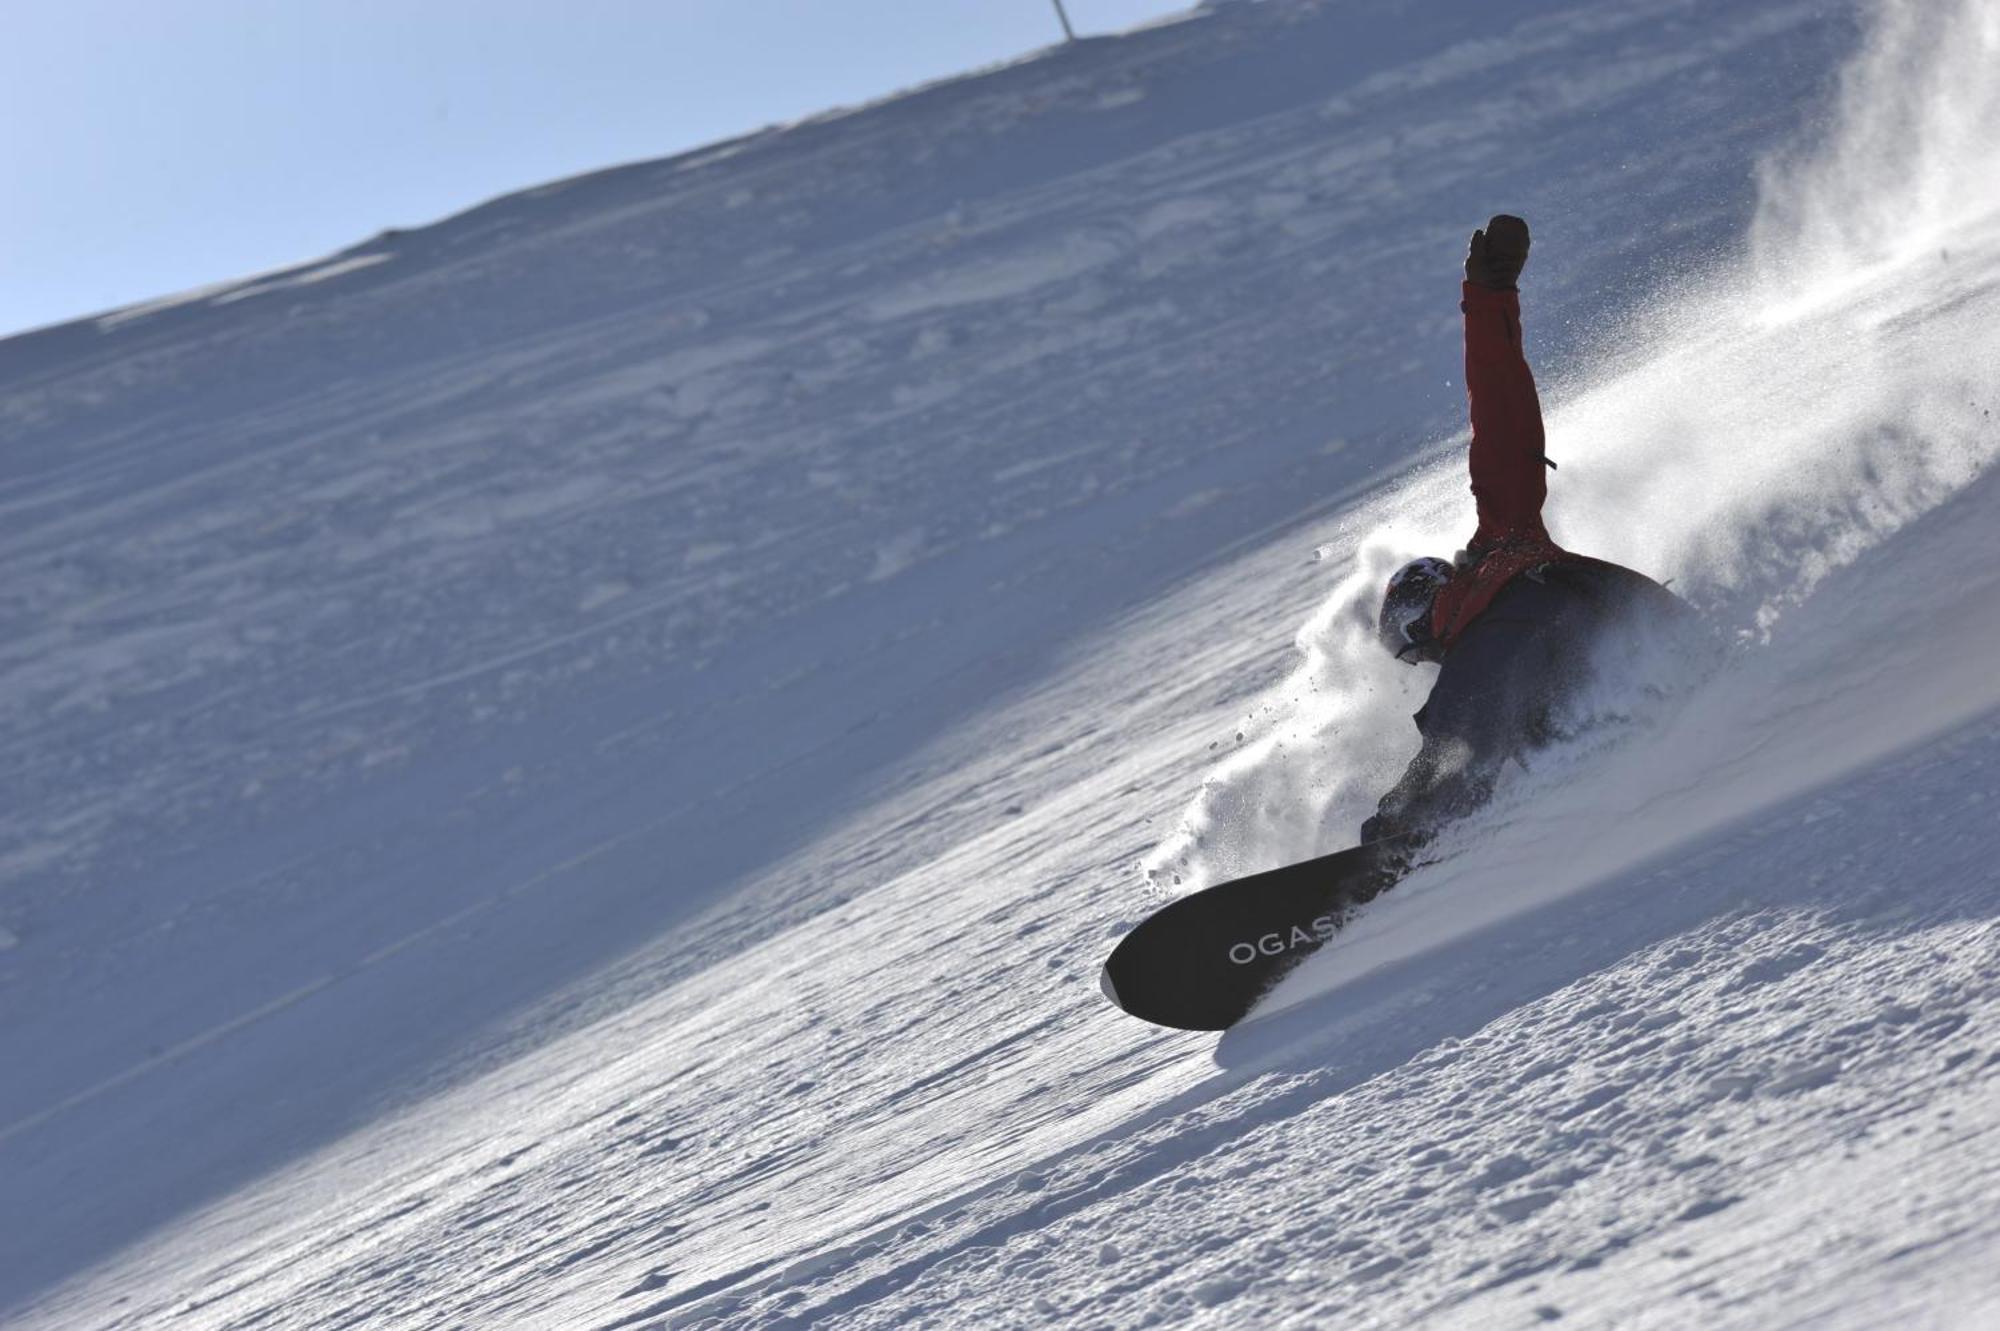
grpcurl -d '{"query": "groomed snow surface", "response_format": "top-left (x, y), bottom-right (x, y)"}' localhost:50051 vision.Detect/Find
top-left (4, 0), bottom-right (1999, 1326)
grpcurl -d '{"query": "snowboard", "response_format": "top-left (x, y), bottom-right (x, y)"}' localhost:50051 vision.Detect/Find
top-left (1100, 838), bottom-right (1411, 1031)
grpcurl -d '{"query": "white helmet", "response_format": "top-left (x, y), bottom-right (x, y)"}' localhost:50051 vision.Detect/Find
top-left (1377, 557), bottom-right (1453, 661)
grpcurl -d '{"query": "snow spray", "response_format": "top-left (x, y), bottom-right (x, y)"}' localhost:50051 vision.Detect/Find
top-left (1146, 0), bottom-right (2000, 894)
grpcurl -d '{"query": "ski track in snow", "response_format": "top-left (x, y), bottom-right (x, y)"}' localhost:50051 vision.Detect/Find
top-left (5, 0), bottom-right (2000, 1327)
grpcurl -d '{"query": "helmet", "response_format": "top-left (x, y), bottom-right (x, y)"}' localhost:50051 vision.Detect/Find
top-left (1377, 556), bottom-right (1453, 661)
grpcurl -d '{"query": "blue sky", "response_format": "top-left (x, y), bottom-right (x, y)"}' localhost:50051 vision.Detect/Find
top-left (1, 0), bottom-right (1187, 337)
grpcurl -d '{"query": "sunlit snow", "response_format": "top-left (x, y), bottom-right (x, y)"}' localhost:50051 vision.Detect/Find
top-left (4, 1), bottom-right (1998, 1327)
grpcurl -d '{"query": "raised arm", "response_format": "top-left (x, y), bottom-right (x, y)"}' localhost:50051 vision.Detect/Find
top-left (1461, 217), bottom-right (1550, 547)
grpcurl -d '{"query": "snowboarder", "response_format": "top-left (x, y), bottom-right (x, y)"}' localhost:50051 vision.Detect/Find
top-left (1361, 215), bottom-right (1693, 849)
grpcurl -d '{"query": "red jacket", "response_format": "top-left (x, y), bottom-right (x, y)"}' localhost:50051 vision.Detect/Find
top-left (1426, 282), bottom-right (1577, 650)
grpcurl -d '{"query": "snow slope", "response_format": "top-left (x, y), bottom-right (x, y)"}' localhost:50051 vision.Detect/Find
top-left (3, 0), bottom-right (1998, 1326)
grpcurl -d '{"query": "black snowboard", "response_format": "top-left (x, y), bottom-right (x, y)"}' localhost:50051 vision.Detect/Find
top-left (1100, 839), bottom-right (1410, 1031)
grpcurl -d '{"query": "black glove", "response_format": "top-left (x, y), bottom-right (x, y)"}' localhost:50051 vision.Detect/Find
top-left (1465, 214), bottom-right (1530, 290)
